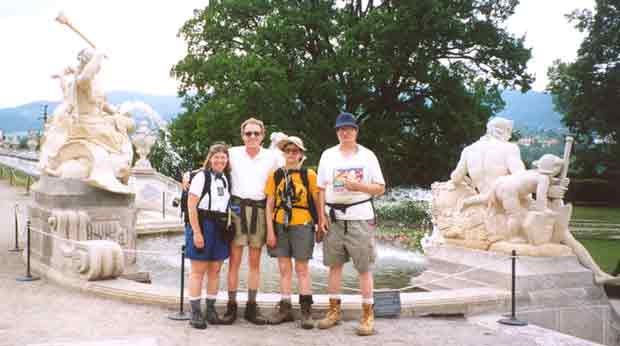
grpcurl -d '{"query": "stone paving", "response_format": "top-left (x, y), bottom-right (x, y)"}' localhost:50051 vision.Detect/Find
top-left (0, 180), bottom-right (602, 346)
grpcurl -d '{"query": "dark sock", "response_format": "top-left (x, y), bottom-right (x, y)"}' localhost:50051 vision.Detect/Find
top-left (228, 290), bottom-right (237, 303)
top-left (300, 294), bottom-right (313, 304)
top-left (248, 289), bottom-right (257, 303)
top-left (206, 298), bottom-right (216, 307)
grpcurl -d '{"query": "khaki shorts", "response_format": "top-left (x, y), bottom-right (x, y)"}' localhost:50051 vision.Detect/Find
top-left (322, 220), bottom-right (377, 273)
top-left (231, 205), bottom-right (267, 248)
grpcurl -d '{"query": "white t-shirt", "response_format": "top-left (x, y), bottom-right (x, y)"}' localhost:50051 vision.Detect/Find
top-left (229, 146), bottom-right (279, 200)
top-left (317, 144), bottom-right (385, 220)
top-left (189, 171), bottom-right (230, 213)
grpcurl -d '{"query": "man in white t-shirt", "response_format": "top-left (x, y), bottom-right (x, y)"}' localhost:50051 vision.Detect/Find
top-left (315, 112), bottom-right (385, 336)
top-left (223, 117), bottom-right (279, 325)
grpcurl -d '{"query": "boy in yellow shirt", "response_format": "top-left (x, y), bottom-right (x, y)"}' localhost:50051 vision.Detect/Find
top-left (264, 136), bottom-right (320, 329)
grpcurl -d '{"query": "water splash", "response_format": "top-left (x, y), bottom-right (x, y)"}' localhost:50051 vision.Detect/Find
top-left (119, 101), bottom-right (167, 130)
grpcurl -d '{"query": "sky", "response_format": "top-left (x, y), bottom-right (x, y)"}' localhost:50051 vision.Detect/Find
top-left (0, 0), bottom-right (595, 108)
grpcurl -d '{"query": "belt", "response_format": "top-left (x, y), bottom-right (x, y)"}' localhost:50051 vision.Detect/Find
top-left (197, 210), bottom-right (227, 221)
top-left (326, 198), bottom-right (375, 224)
top-left (231, 196), bottom-right (266, 235)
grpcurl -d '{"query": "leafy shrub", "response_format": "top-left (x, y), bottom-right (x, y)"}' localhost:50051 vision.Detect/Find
top-left (566, 178), bottom-right (620, 206)
top-left (375, 201), bottom-right (431, 226)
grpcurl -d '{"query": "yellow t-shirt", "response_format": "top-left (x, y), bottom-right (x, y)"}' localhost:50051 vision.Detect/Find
top-left (264, 169), bottom-right (319, 225)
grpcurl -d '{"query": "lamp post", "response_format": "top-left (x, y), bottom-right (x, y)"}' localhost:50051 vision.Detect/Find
top-left (37, 104), bottom-right (48, 150)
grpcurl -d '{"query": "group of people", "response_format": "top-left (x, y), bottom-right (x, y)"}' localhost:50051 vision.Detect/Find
top-left (182, 112), bottom-right (385, 336)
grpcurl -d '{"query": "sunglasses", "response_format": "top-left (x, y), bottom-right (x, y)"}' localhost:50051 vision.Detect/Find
top-left (243, 131), bottom-right (262, 137)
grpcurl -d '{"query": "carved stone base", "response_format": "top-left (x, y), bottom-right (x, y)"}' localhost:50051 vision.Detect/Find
top-left (27, 175), bottom-right (137, 280)
top-left (489, 241), bottom-right (573, 257)
top-left (417, 245), bottom-right (606, 307)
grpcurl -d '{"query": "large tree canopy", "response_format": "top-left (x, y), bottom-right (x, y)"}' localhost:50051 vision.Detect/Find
top-left (169, 0), bottom-right (532, 186)
top-left (547, 0), bottom-right (620, 180)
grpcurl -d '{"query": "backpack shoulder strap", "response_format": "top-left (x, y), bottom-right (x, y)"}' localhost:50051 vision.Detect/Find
top-left (300, 168), bottom-right (319, 224)
top-left (299, 168), bottom-right (309, 189)
top-left (200, 170), bottom-right (212, 210)
top-left (274, 168), bottom-right (285, 187)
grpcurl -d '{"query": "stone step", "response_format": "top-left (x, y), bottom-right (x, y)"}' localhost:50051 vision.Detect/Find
top-left (413, 270), bottom-right (490, 291)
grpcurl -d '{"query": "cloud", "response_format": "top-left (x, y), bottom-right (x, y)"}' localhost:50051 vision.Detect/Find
top-left (505, 0), bottom-right (594, 91)
top-left (0, 0), bottom-right (207, 107)
top-left (0, 0), bottom-right (595, 108)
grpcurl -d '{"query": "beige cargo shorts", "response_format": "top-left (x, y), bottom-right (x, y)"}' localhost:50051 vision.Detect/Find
top-left (322, 219), bottom-right (377, 273)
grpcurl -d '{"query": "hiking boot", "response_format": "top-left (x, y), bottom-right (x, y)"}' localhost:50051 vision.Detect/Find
top-left (205, 299), bottom-right (223, 325)
top-left (317, 298), bottom-right (341, 329)
top-left (356, 303), bottom-right (375, 336)
top-left (244, 301), bottom-right (267, 325)
top-left (219, 301), bottom-right (237, 325)
top-left (299, 295), bottom-right (314, 329)
top-left (267, 300), bottom-right (294, 325)
top-left (189, 299), bottom-right (207, 330)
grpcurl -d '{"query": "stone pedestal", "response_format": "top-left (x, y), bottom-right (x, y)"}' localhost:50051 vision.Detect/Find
top-left (27, 175), bottom-right (137, 280)
top-left (418, 245), bottom-right (603, 296)
top-left (418, 245), bottom-right (613, 345)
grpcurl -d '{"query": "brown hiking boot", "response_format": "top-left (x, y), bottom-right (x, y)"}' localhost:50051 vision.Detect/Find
top-left (356, 303), bottom-right (375, 336)
top-left (317, 298), bottom-right (341, 329)
top-left (219, 301), bottom-right (237, 325)
top-left (299, 295), bottom-right (314, 329)
top-left (244, 301), bottom-right (267, 325)
top-left (267, 300), bottom-right (294, 325)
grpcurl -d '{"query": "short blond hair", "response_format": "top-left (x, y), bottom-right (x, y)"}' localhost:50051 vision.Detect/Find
top-left (240, 117), bottom-right (265, 136)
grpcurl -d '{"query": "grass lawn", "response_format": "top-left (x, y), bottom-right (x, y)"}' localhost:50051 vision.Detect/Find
top-left (572, 206), bottom-right (620, 274)
top-left (577, 238), bottom-right (620, 274)
top-left (572, 206), bottom-right (620, 223)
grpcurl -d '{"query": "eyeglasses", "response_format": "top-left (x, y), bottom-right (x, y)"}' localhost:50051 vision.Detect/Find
top-left (284, 149), bottom-right (301, 154)
top-left (243, 131), bottom-right (262, 137)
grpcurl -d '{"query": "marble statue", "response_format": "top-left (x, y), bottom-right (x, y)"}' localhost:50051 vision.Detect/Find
top-left (429, 117), bottom-right (619, 285)
top-left (269, 131), bottom-right (287, 167)
top-left (450, 117), bottom-right (526, 195)
top-left (39, 15), bottom-right (135, 194)
top-left (131, 121), bottom-right (156, 172)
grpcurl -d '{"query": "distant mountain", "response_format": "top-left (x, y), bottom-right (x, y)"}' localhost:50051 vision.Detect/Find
top-left (1, 89), bottom-right (565, 135)
top-left (0, 91), bottom-right (184, 135)
top-left (498, 90), bottom-right (565, 131)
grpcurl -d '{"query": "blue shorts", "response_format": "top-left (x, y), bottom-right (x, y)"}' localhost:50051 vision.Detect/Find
top-left (185, 218), bottom-right (230, 261)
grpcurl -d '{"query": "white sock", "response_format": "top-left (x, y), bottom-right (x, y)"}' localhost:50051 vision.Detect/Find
top-left (206, 294), bottom-right (217, 300)
top-left (281, 294), bottom-right (291, 302)
top-left (362, 297), bottom-right (374, 305)
top-left (188, 296), bottom-right (201, 302)
top-left (329, 294), bottom-right (341, 301)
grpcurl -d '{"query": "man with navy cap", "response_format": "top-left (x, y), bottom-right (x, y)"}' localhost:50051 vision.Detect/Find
top-left (315, 111), bottom-right (385, 336)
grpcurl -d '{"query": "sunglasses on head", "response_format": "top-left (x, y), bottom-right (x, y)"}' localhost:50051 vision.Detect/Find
top-left (244, 131), bottom-right (262, 137)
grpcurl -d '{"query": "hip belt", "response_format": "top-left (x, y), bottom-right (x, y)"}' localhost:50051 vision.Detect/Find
top-left (197, 210), bottom-right (229, 231)
top-left (326, 198), bottom-right (376, 224)
top-left (231, 196), bottom-right (266, 235)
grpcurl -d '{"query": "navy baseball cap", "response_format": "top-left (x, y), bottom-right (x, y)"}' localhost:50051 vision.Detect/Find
top-left (334, 112), bottom-right (358, 130)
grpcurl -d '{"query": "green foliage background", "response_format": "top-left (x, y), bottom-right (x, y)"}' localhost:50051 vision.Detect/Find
top-left (547, 0), bottom-right (620, 189)
top-left (162, 0), bottom-right (533, 186)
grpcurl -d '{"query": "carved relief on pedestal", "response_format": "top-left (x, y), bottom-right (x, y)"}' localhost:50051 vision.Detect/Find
top-left (45, 209), bottom-right (126, 280)
top-left (70, 240), bottom-right (124, 281)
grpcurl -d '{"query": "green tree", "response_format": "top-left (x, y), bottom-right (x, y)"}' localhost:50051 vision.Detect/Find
top-left (547, 0), bottom-right (620, 181)
top-left (171, 0), bottom-right (533, 186)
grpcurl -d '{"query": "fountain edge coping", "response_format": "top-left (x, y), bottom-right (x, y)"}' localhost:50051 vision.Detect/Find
top-left (28, 258), bottom-right (510, 319)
